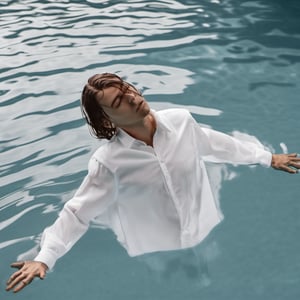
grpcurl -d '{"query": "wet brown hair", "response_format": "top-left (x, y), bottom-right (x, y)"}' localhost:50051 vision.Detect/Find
top-left (81, 73), bottom-right (139, 140)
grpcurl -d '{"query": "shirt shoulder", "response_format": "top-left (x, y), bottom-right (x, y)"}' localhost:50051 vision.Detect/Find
top-left (89, 141), bottom-right (114, 171)
top-left (157, 108), bottom-right (191, 119)
top-left (156, 108), bottom-right (195, 129)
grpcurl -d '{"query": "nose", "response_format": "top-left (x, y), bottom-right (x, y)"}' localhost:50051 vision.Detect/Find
top-left (126, 92), bottom-right (138, 105)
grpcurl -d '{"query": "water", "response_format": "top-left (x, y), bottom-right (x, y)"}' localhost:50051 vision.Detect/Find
top-left (1, 0), bottom-right (300, 299)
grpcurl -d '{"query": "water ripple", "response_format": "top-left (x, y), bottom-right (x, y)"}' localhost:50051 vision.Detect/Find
top-left (1, 0), bottom-right (299, 205)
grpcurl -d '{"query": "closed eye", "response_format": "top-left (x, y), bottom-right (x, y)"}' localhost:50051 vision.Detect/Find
top-left (111, 95), bottom-right (121, 108)
top-left (115, 98), bottom-right (122, 108)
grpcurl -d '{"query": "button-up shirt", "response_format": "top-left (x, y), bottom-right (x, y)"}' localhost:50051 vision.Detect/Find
top-left (34, 109), bottom-right (272, 270)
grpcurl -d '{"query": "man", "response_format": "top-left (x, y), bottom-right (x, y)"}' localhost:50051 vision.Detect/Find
top-left (6, 73), bottom-right (300, 293)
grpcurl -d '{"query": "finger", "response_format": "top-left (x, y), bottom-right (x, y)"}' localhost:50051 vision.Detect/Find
top-left (290, 158), bottom-right (300, 163)
top-left (13, 280), bottom-right (29, 293)
top-left (281, 165), bottom-right (298, 174)
top-left (13, 275), bottom-right (34, 293)
top-left (288, 153), bottom-right (298, 158)
top-left (40, 268), bottom-right (47, 279)
top-left (6, 274), bottom-right (26, 291)
top-left (10, 261), bottom-right (25, 269)
top-left (289, 162), bottom-right (300, 170)
top-left (7, 270), bottom-right (23, 284)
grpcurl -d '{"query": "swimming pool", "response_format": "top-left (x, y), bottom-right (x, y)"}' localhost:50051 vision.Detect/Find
top-left (1, 0), bottom-right (300, 299)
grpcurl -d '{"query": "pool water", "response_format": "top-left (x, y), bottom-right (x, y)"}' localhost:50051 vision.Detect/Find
top-left (1, 0), bottom-right (300, 299)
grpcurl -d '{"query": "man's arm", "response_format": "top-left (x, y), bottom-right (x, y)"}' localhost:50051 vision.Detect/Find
top-left (6, 158), bottom-right (115, 293)
top-left (193, 122), bottom-right (300, 173)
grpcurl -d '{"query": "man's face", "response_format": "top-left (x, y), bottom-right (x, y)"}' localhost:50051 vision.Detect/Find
top-left (96, 83), bottom-right (150, 128)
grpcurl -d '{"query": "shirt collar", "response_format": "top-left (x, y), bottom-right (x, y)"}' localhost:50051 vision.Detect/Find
top-left (115, 128), bottom-right (136, 148)
top-left (113, 109), bottom-right (172, 148)
top-left (152, 109), bottom-right (172, 133)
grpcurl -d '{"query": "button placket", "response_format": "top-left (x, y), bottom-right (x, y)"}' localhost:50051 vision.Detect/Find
top-left (153, 147), bottom-right (187, 245)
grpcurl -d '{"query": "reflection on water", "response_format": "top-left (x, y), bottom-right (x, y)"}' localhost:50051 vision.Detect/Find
top-left (137, 236), bottom-right (219, 288)
top-left (1, 0), bottom-right (299, 299)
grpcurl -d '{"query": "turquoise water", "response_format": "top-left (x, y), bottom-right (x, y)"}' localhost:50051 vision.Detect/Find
top-left (1, 0), bottom-right (300, 299)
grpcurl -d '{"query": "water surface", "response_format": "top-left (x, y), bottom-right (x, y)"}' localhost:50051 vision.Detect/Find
top-left (1, 0), bottom-right (300, 299)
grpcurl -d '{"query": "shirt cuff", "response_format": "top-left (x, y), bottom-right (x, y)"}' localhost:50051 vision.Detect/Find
top-left (256, 148), bottom-right (272, 167)
top-left (34, 249), bottom-right (58, 271)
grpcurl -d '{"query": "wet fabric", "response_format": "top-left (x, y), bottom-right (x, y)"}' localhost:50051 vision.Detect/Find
top-left (34, 109), bottom-right (272, 270)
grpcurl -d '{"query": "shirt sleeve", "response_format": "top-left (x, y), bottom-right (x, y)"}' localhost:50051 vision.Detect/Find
top-left (34, 157), bottom-right (115, 270)
top-left (194, 124), bottom-right (272, 167)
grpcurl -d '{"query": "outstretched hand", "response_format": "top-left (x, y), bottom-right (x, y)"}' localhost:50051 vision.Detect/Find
top-left (6, 261), bottom-right (48, 293)
top-left (271, 153), bottom-right (300, 174)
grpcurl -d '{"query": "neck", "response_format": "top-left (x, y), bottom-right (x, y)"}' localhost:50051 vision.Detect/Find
top-left (121, 113), bottom-right (156, 146)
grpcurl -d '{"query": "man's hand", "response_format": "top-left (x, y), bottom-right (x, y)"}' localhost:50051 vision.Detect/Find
top-left (271, 153), bottom-right (300, 174)
top-left (6, 261), bottom-right (48, 293)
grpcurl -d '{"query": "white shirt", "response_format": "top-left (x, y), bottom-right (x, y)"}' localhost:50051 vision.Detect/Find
top-left (34, 109), bottom-right (272, 270)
